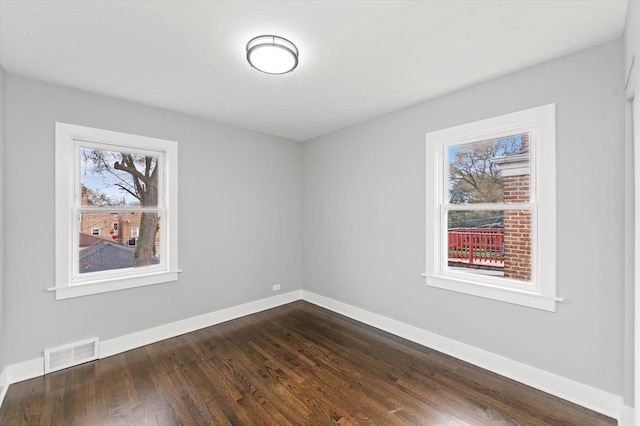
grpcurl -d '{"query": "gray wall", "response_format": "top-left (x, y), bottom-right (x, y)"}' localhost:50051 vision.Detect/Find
top-left (0, 36), bottom-right (629, 403)
top-left (303, 40), bottom-right (625, 395)
top-left (0, 64), bottom-right (6, 379)
top-left (3, 74), bottom-right (302, 365)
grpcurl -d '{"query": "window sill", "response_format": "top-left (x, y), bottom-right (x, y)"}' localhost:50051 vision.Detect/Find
top-left (422, 273), bottom-right (562, 312)
top-left (48, 270), bottom-right (181, 300)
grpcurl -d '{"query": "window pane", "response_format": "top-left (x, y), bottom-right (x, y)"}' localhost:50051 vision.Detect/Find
top-left (448, 133), bottom-right (530, 204)
top-left (79, 211), bottom-right (161, 274)
top-left (80, 147), bottom-right (160, 207)
top-left (447, 209), bottom-right (531, 282)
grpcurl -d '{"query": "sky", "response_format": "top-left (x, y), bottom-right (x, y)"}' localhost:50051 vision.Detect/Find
top-left (80, 147), bottom-right (154, 207)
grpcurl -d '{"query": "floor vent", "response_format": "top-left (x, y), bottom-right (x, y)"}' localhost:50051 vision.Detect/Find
top-left (44, 337), bottom-right (99, 374)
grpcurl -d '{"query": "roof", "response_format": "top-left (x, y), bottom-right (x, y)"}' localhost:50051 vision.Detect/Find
top-left (79, 240), bottom-right (159, 273)
top-left (79, 232), bottom-right (118, 248)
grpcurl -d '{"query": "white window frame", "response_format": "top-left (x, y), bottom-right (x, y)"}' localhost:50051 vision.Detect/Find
top-left (131, 227), bottom-right (139, 238)
top-left (425, 104), bottom-right (560, 311)
top-left (53, 123), bottom-right (179, 300)
top-left (91, 228), bottom-right (100, 236)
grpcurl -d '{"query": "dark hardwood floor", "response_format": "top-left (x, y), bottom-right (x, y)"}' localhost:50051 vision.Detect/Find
top-left (0, 301), bottom-right (616, 425)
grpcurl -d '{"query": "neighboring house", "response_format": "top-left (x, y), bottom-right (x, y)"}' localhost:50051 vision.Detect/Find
top-left (79, 210), bottom-right (120, 239)
top-left (80, 190), bottom-right (154, 246)
top-left (79, 232), bottom-right (118, 248)
top-left (79, 237), bottom-right (160, 273)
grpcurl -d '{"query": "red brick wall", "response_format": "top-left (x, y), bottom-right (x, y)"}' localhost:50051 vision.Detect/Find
top-left (503, 174), bottom-right (531, 281)
top-left (80, 192), bottom-right (155, 245)
top-left (520, 133), bottom-right (529, 154)
top-left (80, 211), bottom-right (118, 238)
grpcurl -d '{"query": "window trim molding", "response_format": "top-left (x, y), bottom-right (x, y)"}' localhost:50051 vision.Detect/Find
top-left (425, 104), bottom-right (559, 311)
top-left (53, 122), bottom-right (180, 300)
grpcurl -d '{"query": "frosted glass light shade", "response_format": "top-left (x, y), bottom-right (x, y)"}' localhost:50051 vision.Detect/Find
top-left (246, 35), bottom-right (298, 75)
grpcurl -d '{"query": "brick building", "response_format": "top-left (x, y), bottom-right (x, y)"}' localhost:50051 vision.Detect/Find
top-left (80, 191), bottom-right (153, 247)
top-left (492, 134), bottom-right (531, 281)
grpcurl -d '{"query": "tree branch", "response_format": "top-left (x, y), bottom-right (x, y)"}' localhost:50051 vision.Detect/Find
top-left (115, 183), bottom-right (138, 200)
top-left (114, 154), bottom-right (147, 182)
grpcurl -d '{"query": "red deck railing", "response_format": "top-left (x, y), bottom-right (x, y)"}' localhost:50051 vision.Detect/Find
top-left (448, 228), bottom-right (503, 266)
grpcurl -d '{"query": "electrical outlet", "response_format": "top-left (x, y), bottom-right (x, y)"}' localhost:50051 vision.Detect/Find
top-left (272, 284), bottom-right (281, 292)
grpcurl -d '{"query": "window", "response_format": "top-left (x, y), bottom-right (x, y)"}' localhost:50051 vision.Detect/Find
top-left (53, 123), bottom-right (179, 300)
top-left (425, 104), bottom-right (559, 311)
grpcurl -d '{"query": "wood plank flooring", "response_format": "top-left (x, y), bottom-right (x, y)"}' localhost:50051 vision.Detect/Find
top-left (0, 301), bottom-right (616, 425)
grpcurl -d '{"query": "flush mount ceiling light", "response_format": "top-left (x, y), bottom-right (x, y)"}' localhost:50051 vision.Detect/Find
top-left (246, 35), bottom-right (299, 75)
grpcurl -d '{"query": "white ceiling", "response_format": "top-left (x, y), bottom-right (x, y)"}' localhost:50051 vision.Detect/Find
top-left (0, 0), bottom-right (629, 141)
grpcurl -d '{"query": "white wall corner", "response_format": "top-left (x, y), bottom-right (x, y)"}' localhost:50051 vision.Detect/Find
top-left (0, 386), bottom-right (6, 414)
top-left (4, 357), bottom-right (44, 388)
top-left (620, 404), bottom-right (635, 426)
top-left (0, 366), bottom-right (6, 389)
top-left (0, 366), bottom-right (9, 410)
top-left (0, 357), bottom-right (45, 413)
top-left (300, 290), bottom-right (624, 422)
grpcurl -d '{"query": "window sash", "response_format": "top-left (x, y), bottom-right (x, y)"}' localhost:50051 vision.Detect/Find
top-left (443, 202), bottom-right (535, 210)
top-left (70, 139), bottom-right (167, 285)
top-left (75, 140), bottom-right (166, 209)
top-left (72, 206), bottom-right (166, 284)
top-left (441, 124), bottom-right (538, 205)
top-left (438, 205), bottom-right (538, 291)
top-left (72, 140), bottom-right (168, 285)
top-left (436, 124), bottom-right (538, 291)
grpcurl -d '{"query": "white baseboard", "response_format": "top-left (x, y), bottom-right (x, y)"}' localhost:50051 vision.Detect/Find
top-left (101, 290), bottom-right (303, 358)
top-left (0, 385), bottom-right (6, 412)
top-left (0, 366), bottom-right (6, 388)
top-left (301, 290), bottom-right (625, 423)
top-left (0, 356), bottom-right (45, 395)
top-left (0, 367), bottom-right (8, 409)
top-left (0, 290), bottom-right (302, 411)
top-left (0, 289), bottom-right (627, 423)
top-left (620, 405), bottom-right (635, 426)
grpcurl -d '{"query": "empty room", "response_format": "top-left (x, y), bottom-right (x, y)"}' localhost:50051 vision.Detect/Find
top-left (0, 0), bottom-right (638, 424)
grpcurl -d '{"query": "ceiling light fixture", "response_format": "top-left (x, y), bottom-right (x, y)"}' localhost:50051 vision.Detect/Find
top-left (246, 35), bottom-right (299, 75)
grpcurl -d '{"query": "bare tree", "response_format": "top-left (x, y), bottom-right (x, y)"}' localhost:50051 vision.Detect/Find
top-left (448, 136), bottom-right (521, 228)
top-left (449, 136), bottom-right (522, 204)
top-left (82, 149), bottom-right (159, 267)
top-left (81, 185), bottom-right (126, 207)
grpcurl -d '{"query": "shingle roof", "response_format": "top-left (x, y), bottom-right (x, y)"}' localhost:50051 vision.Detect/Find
top-left (79, 232), bottom-right (118, 248)
top-left (79, 241), bottom-right (160, 273)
